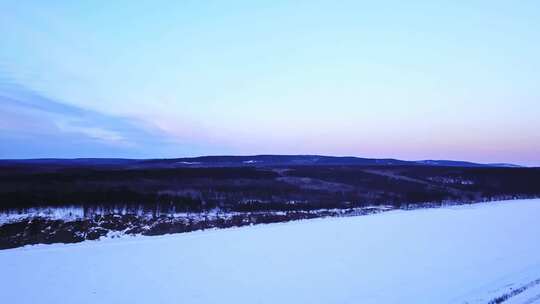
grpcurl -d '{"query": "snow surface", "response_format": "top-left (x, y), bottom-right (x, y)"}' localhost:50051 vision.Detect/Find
top-left (1, 199), bottom-right (540, 304)
top-left (0, 206), bottom-right (86, 224)
top-left (505, 282), bottom-right (540, 304)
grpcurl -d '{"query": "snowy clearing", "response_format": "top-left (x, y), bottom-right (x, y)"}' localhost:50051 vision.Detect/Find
top-left (1, 199), bottom-right (540, 304)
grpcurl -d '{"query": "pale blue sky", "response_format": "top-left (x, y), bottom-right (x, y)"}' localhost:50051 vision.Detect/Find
top-left (1, 1), bottom-right (539, 165)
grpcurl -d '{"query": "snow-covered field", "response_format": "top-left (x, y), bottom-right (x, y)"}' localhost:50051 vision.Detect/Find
top-left (1, 199), bottom-right (540, 304)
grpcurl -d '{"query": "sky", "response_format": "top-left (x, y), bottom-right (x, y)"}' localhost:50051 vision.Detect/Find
top-left (1, 1), bottom-right (539, 165)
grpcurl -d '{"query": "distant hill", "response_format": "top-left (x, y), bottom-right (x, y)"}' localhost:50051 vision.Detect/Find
top-left (0, 155), bottom-right (521, 169)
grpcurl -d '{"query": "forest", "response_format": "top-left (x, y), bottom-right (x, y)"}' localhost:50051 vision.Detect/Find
top-left (1, 162), bottom-right (540, 213)
top-left (1, 161), bottom-right (540, 249)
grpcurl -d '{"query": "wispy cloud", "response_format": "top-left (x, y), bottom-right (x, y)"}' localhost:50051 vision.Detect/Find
top-left (0, 82), bottom-right (197, 158)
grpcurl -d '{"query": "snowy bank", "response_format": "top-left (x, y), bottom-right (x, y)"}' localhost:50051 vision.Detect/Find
top-left (1, 199), bottom-right (540, 304)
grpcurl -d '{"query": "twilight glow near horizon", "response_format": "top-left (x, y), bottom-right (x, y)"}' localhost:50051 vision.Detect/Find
top-left (1, 1), bottom-right (539, 165)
